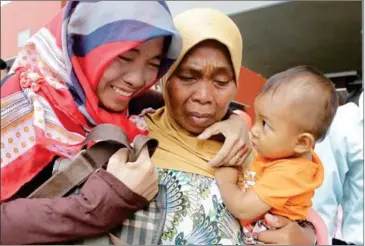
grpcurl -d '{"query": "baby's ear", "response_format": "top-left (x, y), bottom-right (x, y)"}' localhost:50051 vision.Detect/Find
top-left (294, 133), bottom-right (315, 155)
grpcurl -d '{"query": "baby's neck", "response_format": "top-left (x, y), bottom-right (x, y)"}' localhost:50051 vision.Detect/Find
top-left (297, 151), bottom-right (312, 161)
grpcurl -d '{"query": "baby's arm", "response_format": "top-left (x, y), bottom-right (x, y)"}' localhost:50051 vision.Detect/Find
top-left (215, 167), bottom-right (271, 221)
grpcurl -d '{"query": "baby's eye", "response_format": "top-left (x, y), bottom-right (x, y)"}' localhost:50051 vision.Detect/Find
top-left (263, 120), bottom-right (270, 132)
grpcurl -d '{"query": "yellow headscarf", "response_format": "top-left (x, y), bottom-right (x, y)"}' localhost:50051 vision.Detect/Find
top-left (144, 8), bottom-right (243, 178)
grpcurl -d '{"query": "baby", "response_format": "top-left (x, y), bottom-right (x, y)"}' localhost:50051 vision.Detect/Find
top-left (215, 65), bottom-right (338, 244)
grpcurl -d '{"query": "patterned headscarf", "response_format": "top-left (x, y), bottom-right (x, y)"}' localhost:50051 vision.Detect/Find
top-left (0, 1), bottom-right (181, 201)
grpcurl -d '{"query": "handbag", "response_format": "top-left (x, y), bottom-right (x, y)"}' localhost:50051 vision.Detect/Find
top-left (27, 124), bottom-right (160, 245)
top-left (28, 123), bottom-right (158, 199)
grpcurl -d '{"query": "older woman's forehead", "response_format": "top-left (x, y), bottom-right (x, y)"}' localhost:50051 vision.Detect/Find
top-left (189, 40), bottom-right (231, 57)
top-left (178, 60), bottom-right (234, 73)
top-left (178, 41), bottom-right (234, 71)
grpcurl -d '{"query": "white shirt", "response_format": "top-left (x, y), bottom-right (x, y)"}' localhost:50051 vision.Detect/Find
top-left (314, 92), bottom-right (363, 244)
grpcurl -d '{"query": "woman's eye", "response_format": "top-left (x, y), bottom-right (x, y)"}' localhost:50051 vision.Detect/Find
top-left (178, 75), bottom-right (196, 82)
top-left (119, 56), bottom-right (133, 62)
top-left (214, 80), bottom-right (230, 87)
top-left (149, 63), bottom-right (161, 69)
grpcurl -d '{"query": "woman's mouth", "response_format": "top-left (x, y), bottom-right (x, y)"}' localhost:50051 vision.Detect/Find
top-left (111, 85), bottom-right (133, 97)
top-left (187, 112), bottom-right (213, 126)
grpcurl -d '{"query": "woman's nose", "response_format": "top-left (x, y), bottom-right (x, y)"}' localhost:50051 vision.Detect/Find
top-left (122, 69), bottom-right (145, 89)
top-left (191, 80), bottom-right (214, 105)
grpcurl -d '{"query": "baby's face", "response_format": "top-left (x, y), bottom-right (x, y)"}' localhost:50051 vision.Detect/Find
top-left (251, 94), bottom-right (300, 160)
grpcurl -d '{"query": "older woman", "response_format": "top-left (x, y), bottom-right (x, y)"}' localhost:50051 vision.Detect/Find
top-left (80, 8), bottom-right (316, 245)
top-left (1, 2), bottom-right (250, 245)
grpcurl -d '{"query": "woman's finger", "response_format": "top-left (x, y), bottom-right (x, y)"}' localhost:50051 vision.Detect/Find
top-left (223, 137), bottom-right (250, 167)
top-left (197, 122), bottom-right (224, 140)
top-left (141, 170), bottom-right (159, 190)
top-left (225, 156), bottom-right (239, 167)
top-left (209, 136), bottom-right (237, 167)
top-left (225, 145), bottom-right (250, 167)
top-left (225, 152), bottom-right (240, 166)
top-left (110, 148), bottom-right (129, 164)
top-left (141, 182), bottom-right (156, 197)
top-left (143, 184), bottom-right (159, 201)
top-left (233, 146), bottom-right (251, 167)
top-left (127, 145), bottom-right (151, 168)
top-left (106, 148), bottom-right (129, 173)
top-left (146, 187), bottom-right (158, 201)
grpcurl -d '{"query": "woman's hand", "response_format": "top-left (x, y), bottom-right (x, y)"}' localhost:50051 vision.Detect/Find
top-left (257, 214), bottom-right (316, 245)
top-left (106, 146), bottom-right (159, 201)
top-left (198, 113), bottom-right (251, 167)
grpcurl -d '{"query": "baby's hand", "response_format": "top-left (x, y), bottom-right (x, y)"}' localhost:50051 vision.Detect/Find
top-left (215, 167), bottom-right (239, 185)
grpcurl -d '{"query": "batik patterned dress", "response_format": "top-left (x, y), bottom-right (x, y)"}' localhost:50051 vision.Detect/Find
top-left (156, 169), bottom-right (243, 245)
top-left (105, 168), bottom-right (244, 245)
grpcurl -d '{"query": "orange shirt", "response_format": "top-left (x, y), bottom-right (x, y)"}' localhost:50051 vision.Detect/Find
top-left (242, 151), bottom-right (324, 221)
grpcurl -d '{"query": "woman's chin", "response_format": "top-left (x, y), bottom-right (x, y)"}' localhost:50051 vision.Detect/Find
top-left (184, 121), bottom-right (215, 136)
top-left (99, 101), bottom-right (128, 113)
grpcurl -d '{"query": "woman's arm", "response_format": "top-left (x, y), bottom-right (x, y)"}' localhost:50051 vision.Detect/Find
top-left (0, 169), bottom-right (148, 245)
